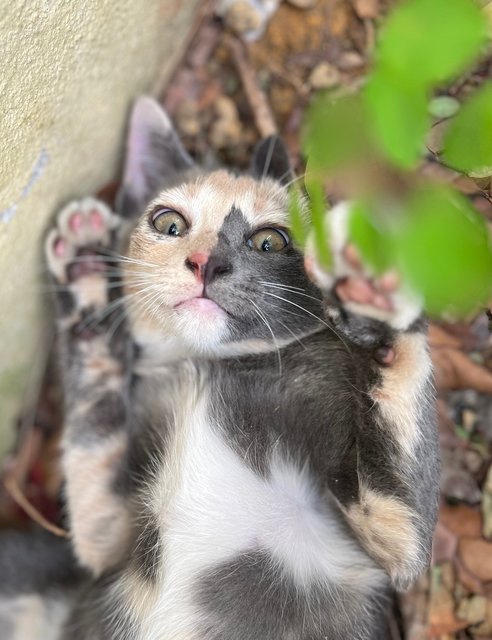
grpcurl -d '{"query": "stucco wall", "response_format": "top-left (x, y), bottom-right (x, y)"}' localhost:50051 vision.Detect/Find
top-left (0, 0), bottom-right (199, 453)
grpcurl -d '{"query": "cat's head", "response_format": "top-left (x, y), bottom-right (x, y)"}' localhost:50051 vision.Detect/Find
top-left (118, 97), bottom-right (322, 356)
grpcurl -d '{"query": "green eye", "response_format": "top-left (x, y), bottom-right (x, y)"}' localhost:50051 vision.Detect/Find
top-left (247, 228), bottom-right (289, 253)
top-left (151, 209), bottom-right (188, 236)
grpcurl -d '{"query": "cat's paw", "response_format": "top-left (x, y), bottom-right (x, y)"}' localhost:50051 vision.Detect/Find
top-left (45, 199), bottom-right (121, 330)
top-left (45, 198), bottom-right (120, 284)
top-left (305, 202), bottom-right (422, 332)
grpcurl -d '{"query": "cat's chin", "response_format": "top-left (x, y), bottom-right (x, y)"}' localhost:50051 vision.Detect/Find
top-left (171, 301), bottom-right (230, 354)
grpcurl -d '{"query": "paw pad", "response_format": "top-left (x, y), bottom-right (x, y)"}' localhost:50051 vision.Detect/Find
top-left (45, 198), bottom-right (120, 283)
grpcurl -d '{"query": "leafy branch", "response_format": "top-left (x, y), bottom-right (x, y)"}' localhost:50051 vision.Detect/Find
top-left (294, 0), bottom-right (492, 317)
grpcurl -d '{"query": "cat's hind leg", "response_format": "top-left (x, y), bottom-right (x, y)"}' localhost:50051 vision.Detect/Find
top-left (305, 203), bottom-right (439, 590)
top-left (45, 198), bottom-right (132, 576)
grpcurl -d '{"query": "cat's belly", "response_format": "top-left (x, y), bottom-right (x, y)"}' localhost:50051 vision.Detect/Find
top-left (142, 393), bottom-right (384, 639)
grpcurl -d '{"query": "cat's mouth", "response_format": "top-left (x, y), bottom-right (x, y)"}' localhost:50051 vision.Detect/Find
top-left (174, 295), bottom-right (230, 317)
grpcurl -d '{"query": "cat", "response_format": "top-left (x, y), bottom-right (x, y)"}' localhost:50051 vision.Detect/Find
top-left (1, 96), bottom-right (439, 640)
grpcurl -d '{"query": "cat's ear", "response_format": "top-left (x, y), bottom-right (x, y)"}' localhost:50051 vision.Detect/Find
top-left (116, 97), bottom-right (195, 217)
top-left (250, 135), bottom-right (293, 186)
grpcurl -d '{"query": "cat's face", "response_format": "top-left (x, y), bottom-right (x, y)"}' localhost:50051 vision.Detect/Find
top-left (118, 98), bottom-right (322, 355)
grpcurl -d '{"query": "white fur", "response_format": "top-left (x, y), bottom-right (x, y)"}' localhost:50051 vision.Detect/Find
top-left (140, 392), bottom-right (385, 639)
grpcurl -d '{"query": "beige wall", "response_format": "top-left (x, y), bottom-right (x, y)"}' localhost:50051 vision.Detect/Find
top-left (0, 0), bottom-right (199, 453)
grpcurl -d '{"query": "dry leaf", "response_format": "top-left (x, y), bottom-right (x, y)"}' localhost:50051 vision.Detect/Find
top-left (440, 449), bottom-right (482, 504)
top-left (433, 522), bottom-right (457, 564)
top-left (428, 564), bottom-right (468, 636)
top-left (353, 0), bottom-right (380, 19)
top-left (455, 555), bottom-right (485, 595)
top-left (439, 503), bottom-right (483, 538)
top-left (457, 595), bottom-right (487, 625)
top-left (431, 345), bottom-right (492, 393)
top-left (459, 538), bottom-right (492, 582)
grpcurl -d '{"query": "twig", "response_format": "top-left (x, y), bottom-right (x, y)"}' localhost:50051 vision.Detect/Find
top-left (154, 0), bottom-right (218, 95)
top-left (4, 474), bottom-right (69, 538)
top-left (226, 35), bottom-right (278, 138)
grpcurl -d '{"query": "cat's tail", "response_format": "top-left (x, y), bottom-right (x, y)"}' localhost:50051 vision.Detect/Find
top-left (0, 528), bottom-right (88, 640)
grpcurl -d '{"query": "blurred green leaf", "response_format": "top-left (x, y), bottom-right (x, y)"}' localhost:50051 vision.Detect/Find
top-left (305, 178), bottom-right (332, 268)
top-left (288, 187), bottom-right (309, 247)
top-left (349, 201), bottom-right (394, 273)
top-left (443, 83), bottom-right (492, 176)
top-left (397, 186), bottom-right (492, 315)
top-left (302, 93), bottom-right (368, 171)
top-left (365, 69), bottom-right (429, 168)
top-left (376, 0), bottom-right (487, 87)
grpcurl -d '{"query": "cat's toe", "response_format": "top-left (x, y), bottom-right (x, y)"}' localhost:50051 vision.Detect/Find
top-left (45, 198), bottom-right (120, 284)
top-left (305, 202), bottom-right (422, 331)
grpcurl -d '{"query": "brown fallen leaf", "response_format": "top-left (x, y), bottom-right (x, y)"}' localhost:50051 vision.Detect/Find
top-left (431, 345), bottom-right (492, 393)
top-left (459, 537), bottom-right (492, 582)
top-left (440, 448), bottom-right (482, 504)
top-left (457, 594), bottom-right (487, 626)
top-left (458, 596), bottom-right (492, 638)
top-left (352, 0), bottom-right (380, 19)
top-left (428, 563), bottom-right (468, 636)
top-left (433, 522), bottom-right (457, 564)
top-left (439, 503), bottom-right (483, 538)
top-left (455, 555), bottom-right (485, 595)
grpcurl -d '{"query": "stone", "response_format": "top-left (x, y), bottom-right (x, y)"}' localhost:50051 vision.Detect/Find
top-left (308, 62), bottom-right (340, 90)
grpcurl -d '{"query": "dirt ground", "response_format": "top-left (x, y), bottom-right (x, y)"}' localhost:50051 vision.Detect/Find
top-left (1, 1), bottom-right (492, 638)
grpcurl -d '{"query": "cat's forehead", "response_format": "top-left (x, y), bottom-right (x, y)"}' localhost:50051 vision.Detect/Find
top-left (151, 170), bottom-right (289, 230)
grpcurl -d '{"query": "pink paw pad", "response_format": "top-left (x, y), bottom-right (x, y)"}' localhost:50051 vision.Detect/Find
top-left (89, 209), bottom-right (105, 231)
top-left (69, 212), bottom-right (83, 233)
top-left (54, 237), bottom-right (66, 258)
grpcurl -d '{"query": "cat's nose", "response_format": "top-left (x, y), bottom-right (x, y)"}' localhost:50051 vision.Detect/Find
top-left (203, 255), bottom-right (233, 286)
top-left (185, 252), bottom-right (209, 280)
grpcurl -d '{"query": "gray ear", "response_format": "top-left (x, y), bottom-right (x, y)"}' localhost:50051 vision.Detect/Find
top-left (250, 135), bottom-right (293, 186)
top-left (116, 97), bottom-right (195, 217)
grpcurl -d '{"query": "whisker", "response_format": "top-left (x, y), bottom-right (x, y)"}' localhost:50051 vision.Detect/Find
top-left (246, 296), bottom-right (282, 376)
top-left (261, 136), bottom-right (277, 180)
top-left (262, 290), bottom-right (349, 351)
top-left (282, 171), bottom-right (307, 190)
top-left (259, 282), bottom-right (322, 303)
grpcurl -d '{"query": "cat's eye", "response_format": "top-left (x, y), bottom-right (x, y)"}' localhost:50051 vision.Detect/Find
top-left (151, 209), bottom-right (188, 236)
top-left (247, 228), bottom-right (289, 253)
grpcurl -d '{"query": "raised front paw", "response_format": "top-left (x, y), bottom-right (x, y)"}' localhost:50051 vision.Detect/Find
top-left (45, 198), bottom-right (121, 329)
top-left (305, 203), bottom-right (422, 332)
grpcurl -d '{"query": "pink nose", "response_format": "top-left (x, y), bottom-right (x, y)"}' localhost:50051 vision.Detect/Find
top-left (185, 252), bottom-right (209, 280)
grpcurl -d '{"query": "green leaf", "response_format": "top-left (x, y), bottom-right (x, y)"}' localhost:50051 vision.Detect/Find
top-left (397, 185), bottom-right (492, 316)
top-left (443, 83), bottom-right (492, 176)
top-left (302, 93), bottom-right (368, 171)
top-left (305, 178), bottom-right (332, 268)
top-left (365, 69), bottom-right (429, 168)
top-left (288, 186), bottom-right (309, 247)
top-left (376, 0), bottom-right (487, 87)
top-left (349, 201), bottom-right (394, 273)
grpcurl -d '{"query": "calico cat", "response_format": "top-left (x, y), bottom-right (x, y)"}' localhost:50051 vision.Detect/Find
top-left (2, 96), bottom-right (439, 639)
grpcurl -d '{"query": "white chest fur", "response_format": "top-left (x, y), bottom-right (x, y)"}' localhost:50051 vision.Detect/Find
top-left (142, 390), bottom-right (385, 639)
